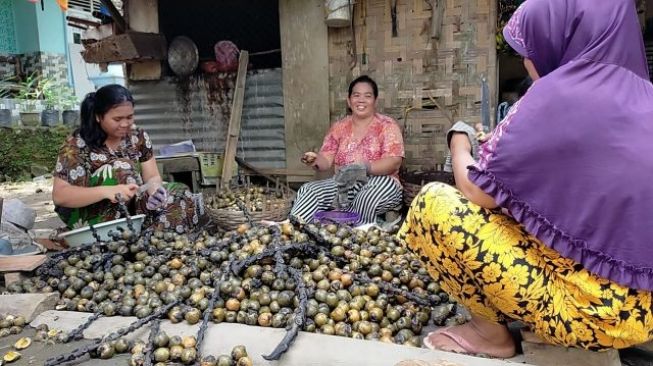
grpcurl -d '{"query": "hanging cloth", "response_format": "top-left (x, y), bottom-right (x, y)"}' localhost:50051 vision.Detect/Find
top-left (57, 0), bottom-right (68, 11)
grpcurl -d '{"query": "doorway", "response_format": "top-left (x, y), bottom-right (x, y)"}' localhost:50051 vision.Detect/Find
top-left (158, 0), bottom-right (282, 74)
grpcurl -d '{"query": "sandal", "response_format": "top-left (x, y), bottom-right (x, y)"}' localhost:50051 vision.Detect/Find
top-left (423, 327), bottom-right (515, 359)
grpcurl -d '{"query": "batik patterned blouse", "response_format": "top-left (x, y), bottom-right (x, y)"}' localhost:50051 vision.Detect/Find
top-left (320, 113), bottom-right (404, 178)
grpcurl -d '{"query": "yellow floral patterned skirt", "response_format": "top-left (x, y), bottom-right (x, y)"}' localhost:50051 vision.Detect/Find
top-left (398, 182), bottom-right (653, 350)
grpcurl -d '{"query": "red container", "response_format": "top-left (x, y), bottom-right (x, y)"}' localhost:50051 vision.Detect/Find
top-left (200, 61), bottom-right (218, 74)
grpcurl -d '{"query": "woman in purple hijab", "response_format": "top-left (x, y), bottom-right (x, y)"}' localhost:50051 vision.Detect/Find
top-left (399, 0), bottom-right (653, 357)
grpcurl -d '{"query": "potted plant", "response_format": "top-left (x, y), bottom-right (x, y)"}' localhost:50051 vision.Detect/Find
top-left (0, 78), bottom-right (13, 127)
top-left (61, 87), bottom-right (80, 126)
top-left (41, 78), bottom-right (61, 127)
top-left (16, 73), bottom-right (42, 127)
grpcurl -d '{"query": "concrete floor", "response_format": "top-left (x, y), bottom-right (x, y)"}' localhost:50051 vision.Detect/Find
top-left (0, 178), bottom-right (64, 231)
top-left (12, 310), bottom-right (530, 366)
top-left (0, 328), bottom-right (107, 366)
top-left (2, 180), bottom-right (651, 366)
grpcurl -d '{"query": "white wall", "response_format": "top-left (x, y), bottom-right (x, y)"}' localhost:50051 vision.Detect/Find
top-left (65, 8), bottom-right (124, 100)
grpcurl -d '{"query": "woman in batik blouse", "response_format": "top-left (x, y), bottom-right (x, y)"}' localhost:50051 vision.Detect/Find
top-left (52, 84), bottom-right (198, 233)
top-left (290, 75), bottom-right (404, 225)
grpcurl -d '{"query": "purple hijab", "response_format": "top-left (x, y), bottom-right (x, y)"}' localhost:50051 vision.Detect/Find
top-left (469, 0), bottom-right (653, 290)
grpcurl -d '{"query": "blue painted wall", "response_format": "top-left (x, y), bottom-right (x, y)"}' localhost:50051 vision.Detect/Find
top-left (0, 0), bottom-right (18, 53)
top-left (13, 0), bottom-right (39, 53)
top-left (35, 0), bottom-right (66, 54)
top-left (13, 0), bottom-right (66, 54)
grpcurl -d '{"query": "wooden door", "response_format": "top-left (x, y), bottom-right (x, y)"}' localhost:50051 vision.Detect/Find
top-left (279, 0), bottom-right (330, 182)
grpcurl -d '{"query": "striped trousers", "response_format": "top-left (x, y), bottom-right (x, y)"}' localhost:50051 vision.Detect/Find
top-left (290, 175), bottom-right (403, 224)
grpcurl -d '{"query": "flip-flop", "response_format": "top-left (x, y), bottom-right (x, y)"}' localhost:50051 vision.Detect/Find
top-left (423, 327), bottom-right (514, 359)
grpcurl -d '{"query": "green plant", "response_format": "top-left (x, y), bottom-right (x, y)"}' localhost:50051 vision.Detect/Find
top-left (0, 125), bottom-right (71, 180)
top-left (42, 81), bottom-right (78, 110)
top-left (15, 73), bottom-right (43, 112)
top-left (61, 86), bottom-right (79, 110)
top-left (41, 79), bottom-right (60, 110)
top-left (0, 75), bottom-right (19, 100)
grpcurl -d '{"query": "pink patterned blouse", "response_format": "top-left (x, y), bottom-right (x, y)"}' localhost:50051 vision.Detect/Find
top-left (319, 113), bottom-right (404, 178)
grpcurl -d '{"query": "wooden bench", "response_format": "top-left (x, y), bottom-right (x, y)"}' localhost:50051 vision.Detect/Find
top-left (0, 255), bottom-right (47, 286)
top-left (156, 155), bottom-right (202, 193)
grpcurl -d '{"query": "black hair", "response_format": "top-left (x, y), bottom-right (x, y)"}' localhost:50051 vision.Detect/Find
top-left (517, 76), bottom-right (533, 98)
top-left (78, 84), bottom-right (134, 149)
top-left (501, 77), bottom-right (523, 93)
top-left (348, 75), bottom-right (379, 98)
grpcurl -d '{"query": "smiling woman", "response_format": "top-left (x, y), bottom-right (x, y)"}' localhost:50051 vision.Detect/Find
top-left (289, 75), bottom-right (405, 225)
top-left (51, 84), bottom-right (201, 232)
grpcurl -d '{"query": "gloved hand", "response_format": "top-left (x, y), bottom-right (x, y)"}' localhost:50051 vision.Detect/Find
top-left (443, 121), bottom-right (480, 172)
top-left (334, 163), bottom-right (368, 185)
top-left (146, 186), bottom-right (168, 210)
top-left (333, 163), bottom-right (368, 209)
top-left (334, 187), bottom-right (349, 210)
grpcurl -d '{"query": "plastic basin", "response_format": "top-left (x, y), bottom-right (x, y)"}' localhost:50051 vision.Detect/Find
top-left (314, 211), bottom-right (360, 225)
top-left (58, 214), bottom-right (146, 247)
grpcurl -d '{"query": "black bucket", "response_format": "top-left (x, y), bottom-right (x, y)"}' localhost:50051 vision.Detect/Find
top-left (0, 109), bottom-right (12, 127)
top-left (62, 110), bottom-right (79, 126)
top-left (41, 109), bottom-right (60, 127)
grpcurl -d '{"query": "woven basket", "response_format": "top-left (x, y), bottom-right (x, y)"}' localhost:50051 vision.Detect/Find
top-left (401, 170), bottom-right (455, 207)
top-left (402, 181), bottom-right (423, 208)
top-left (206, 183), bottom-right (295, 230)
top-left (206, 196), bottom-right (294, 231)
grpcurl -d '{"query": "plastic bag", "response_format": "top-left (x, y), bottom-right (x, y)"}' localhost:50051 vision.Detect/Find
top-left (0, 221), bottom-right (33, 250)
top-left (214, 41), bottom-right (240, 72)
top-left (2, 199), bottom-right (36, 230)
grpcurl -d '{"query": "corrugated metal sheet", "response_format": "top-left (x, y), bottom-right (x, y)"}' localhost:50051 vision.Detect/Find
top-left (129, 68), bottom-right (285, 169)
top-left (239, 68), bottom-right (285, 169)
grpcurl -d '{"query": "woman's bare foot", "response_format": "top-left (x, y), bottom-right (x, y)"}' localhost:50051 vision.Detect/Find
top-left (424, 316), bottom-right (516, 358)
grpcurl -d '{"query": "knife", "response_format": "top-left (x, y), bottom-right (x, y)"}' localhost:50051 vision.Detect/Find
top-left (481, 75), bottom-right (491, 130)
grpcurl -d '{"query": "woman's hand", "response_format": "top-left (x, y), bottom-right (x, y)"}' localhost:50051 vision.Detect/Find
top-left (301, 152), bottom-right (318, 167)
top-left (301, 151), bottom-right (335, 171)
top-left (302, 151), bottom-right (320, 170)
top-left (104, 184), bottom-right (138, 203)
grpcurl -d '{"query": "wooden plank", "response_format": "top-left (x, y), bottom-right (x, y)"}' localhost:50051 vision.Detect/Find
top-left (235, 157), bottom-right (297, 192)
top-left (157, 156), bottom-right (201, 174)
top-left (244, 168), bottom-right (315, 177)
top-left (126, 0), bottom-right (161, 80)
top-left (279, 0), bottom-right (331, 183)
top-left (82, 32), bottom-right (167, 64)
top-left (4, 273), bottom-right (28, 286)
top-left (99, 0), bottom-right (127, 33)
top-left (0, 255), bottom-right (47, 272)
top-left (488, 0), bottom-right (499, 127)
top-left (129, 61), bottom-right (162, 81)
top-left (220, 51), bottom-right (249, 188)
top-left (126, 0), bottom-right (158, 32)
top-left (236, 157), bottom-right (281, 185)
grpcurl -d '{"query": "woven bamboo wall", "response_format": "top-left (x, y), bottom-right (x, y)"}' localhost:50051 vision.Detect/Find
top-left (401, 109), bottom-right (450, 170)
top-left (327, 0), bottom-right (497, 169)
